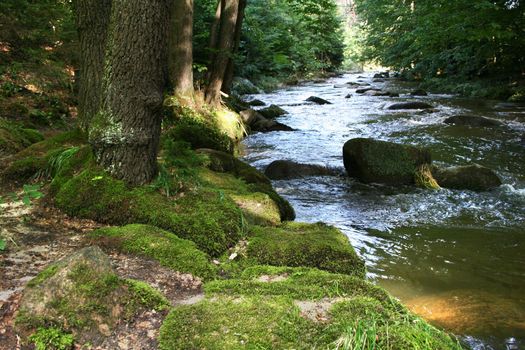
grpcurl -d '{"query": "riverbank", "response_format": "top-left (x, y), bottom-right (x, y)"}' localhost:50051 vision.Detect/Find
top-left (0, 96), bottom-right (465, 349)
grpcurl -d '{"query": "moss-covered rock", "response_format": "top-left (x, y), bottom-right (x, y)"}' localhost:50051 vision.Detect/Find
top-left (199, 168), bottom-right (282, 226)
top-left (432, 164), bottom-right (501, 191)
top-left (343, 138), bottom-right (431, 185)
top-left (264, 160), bottom-right (339, 180)
top-left (444, 115), bottom-right (501, 127)
top-left (258, 104), bottom-right (288, 119)
top-left (245, 222), bottom-right (366, 277)
top-left (90, 224), bottom-right (217, 280)
top-left (54, 167), bottom-right (244, 257)
top-left (160, 266), bottom-right (462, 350)
top-left (16, 246), bottom-right (169, 347)
top-left (0, 118), bottom-right (44, 158)
top-left (198, 148), bottom-right (295, 221)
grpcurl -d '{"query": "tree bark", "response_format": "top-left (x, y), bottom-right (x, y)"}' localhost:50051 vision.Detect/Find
top-left (205, 0), bottom-right (239, 105)
top-left (222, 0), bottom-right (246, 95)
top-left (169, 0), bottom-right (194, 97)
top-left (89, 0), bottom-right (170, 185)
top-left (72, 0), bottom-right (112, 133)
top-left (208, 0), bottom-right (223, 66)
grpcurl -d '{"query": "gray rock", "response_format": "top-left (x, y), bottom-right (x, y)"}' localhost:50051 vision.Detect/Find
top-left (443, 115), bottom-right (502, 127)
top-left (306, 96), bottom-right (332, 105)
top-left (387, 102), bottom-right (433, 110)
top-left (343, 138), bottom-right (431, 185)
top-left (264, 160), bottom-right (339, 180)
top-left (240, 109), bottom-right (264, 126)
top-left (248, 99), bottom-right (266, 106)
top-left (432, 164), bottom-right (501, 191)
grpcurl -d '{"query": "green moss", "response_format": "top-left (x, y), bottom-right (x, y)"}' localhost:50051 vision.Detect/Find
top-left (29, 327), bottom-right (74, 350)
top-left (55, 168), bottom-right (244, 257)
top-left (245, 223), bottom-right (366, 277)
top-left (159, 296), bottom-right (319, 350)
top-left (27, 264), bottom-right (59, 288)
top-left (90, 224), bottom-right (217, 280)
top-left (0, 118), bottom-right (44, 157)
top-left (206, 266), bottom-right (393, 303)
top-left (199, 148), bottom-right (296, 221)
top-left (124, 279), bottom-right (171, 312)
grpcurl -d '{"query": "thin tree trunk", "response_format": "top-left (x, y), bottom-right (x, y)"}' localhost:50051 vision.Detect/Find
top-left (72, 0), bottom-right (112, 133)
top-left (205, 0), bottom-right (239, 105)
top-left (169, 0), bottom-right (194, 97)
top-left (89, 0), bottom-right (170, 185)
top-left (208, 0), bottom-right (223, 66)
top-left (222, 0), bottom-right (246, 95)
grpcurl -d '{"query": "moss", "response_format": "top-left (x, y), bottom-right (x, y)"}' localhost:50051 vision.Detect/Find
top-left (200, 168), bottom-right (281, 226)
top-left (245, 223), bottom-right (366, 277)
top-left (206, 266), bottom-right (394, 303)
top-left (199, 148), bottom-right (296, 221)
top-left (415, 164), bottom-right (440, 190)
top-left (27, 264), bottom-right (59, 288)
top-left (90, 224), bottom-right (217, 280)
top-left (0, 118), bottom-right (44, 157)
top-left (159, 296), bottom-right (319, 350)
top-left (29, 327), bottom-right (74, 350)
top-left (55, 167), bottom-right (244, 257)
top-left (124, 279), bottom-right (171, 313)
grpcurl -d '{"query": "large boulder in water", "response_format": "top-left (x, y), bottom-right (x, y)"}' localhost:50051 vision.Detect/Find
top-left (432, 164), bottom-right (501, 191)
top-left (387, 102), bottom-right (433, 110)
top-left (306, 96), bottom-right (332, 105)
top-left (258, 104), bottom-right (288, 119)
top-left (443, 115), bottom-right (501, 127)
top-left (343, 138), bottom-right (431, 185)
top-left (264, 160), bottom-right (339, 180)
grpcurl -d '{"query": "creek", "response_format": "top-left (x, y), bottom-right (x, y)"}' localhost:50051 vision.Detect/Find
top-left (241, 73), bottom-right (525, 350)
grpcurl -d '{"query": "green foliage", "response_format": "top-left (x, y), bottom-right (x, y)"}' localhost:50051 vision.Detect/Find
top-left (29, 327), bottom-right (74, 350)
top-left (354, 0), bottom-right (525, 82)
top-left (0, 238), bottom-right (6, 251)
top-left (90, 224), bottom-right (217, 280)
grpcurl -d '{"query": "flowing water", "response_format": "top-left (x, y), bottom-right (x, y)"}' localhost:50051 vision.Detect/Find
top-left (241, 73), bottom-right (525, 350)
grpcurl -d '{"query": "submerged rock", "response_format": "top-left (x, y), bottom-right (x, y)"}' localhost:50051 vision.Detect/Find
top-left (432, 164), bottom-right (501, 191)
top-left (345, 93), bottom-right (352, 99)
top-left (343, 138), bottom-right (431, 185)
top-left (306, 96), bottom-right (332, 105)
top-left (355, 87), bottom-right (382, 94)
top-left (387, 101), bottom-right (434, 110)
top-left (258, 104), bottom-right (288, 119)
top-left (364, 90), bottom-right (398, 97)
top-left (264, 160), bottom-right (339, 180)
top-left (443, 115), bottom-right (502, 127)
top-left (410, 89), bottom-right (428, 96)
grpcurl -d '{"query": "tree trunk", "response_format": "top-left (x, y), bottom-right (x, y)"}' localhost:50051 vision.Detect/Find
top-left (72, 0), bottom-right (112, 133)
top-left (208, 0), bottom-right (223, 66)
top-left (222, 0), bottom-right (246, 95)
top-left (89, 0), bottom-right (170, 185)
top-left (205, 0), bottom-right (239, 105)
top-left (169, 0), bottom-right (194, 97)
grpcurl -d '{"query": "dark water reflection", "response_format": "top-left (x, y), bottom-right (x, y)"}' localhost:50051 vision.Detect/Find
top-left (241, 73), bottom-right (525, 349)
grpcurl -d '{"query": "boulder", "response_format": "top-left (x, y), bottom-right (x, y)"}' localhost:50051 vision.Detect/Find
top-left (410, 89), bottom-right (428, 96)
top-left (264, 160), bottom-right (339, 180)
top-left (387, 102), bottom-right (433, 110)
top-left (443, 115), bottom-right (502, 127)
top-left (240, 109), bottom-right (263, 126)
top-left (306, 96), bottom-right (332, 105)
top-left (231, 77), bottom-right (262, 95)
top-left (16, 246), bottom-right (169, 346)
top-left (356, 88), bottom-right (382, 94)
top-left (342, 138), bottom-right (431, 185)
top-left (432, 164), bottom-right (501, 191)
top-left (248, 99), bottom-right (266, 106)
top-left (258, 104), bottom-right (288, 119)
top-left (345, 93), bottom-right (352, 99)
top-left (252, 118), bottom-right (295, 133)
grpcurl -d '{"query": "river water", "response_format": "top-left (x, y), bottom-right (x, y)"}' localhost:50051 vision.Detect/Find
top-left (241, 73), bottom-right (525, 350)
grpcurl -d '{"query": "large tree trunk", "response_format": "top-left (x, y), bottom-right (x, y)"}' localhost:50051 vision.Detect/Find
top-left (205, 0), bottom-right (239, 105)
top-left (89, 0), bottom-right (170, 185)
top-left (169, 0), bottom-right (194, 97)
top-left (72, 0), bottom-right (112, 133)
top-left (208, 0), bottom-right (223, 66)
top-left (222, 0), bottom-right (246, 95)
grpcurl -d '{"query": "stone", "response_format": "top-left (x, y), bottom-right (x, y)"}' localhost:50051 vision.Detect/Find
top-left (432, 164), bottom-right (501, 191)
top-left (258, 104), bottom-right (288, 119)
top-left (248, 99), bottom-right (266, 106)
top-left (356, 88), bottom-right (382, 94)
top-left (387, 102), bottom-right (433, 110)
top-left (443, 115), bottom-right (502, 127)
top-left (342, 138), bottom-right (431, 185)
top-left (264, 160), bottom-right (339, 180)
top-left (231, 77), bottom-right (262, 95)
top-left (306, 96), bottom-right (332, 105)
top-left (410, 89), bottom-right (428, 96)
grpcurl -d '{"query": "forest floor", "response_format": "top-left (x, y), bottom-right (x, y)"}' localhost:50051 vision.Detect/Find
top-left (0, 200), bottom-right (204, 349)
